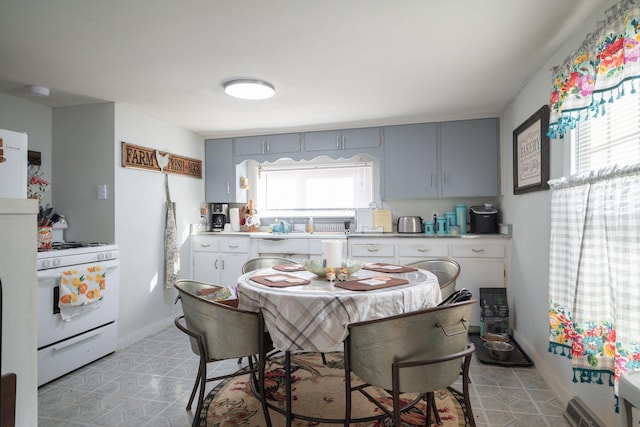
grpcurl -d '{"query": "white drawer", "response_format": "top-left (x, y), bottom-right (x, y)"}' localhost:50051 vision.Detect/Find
top-left (397, 243), bottom-right (448, 258)
top-left (220, 237), bottom-right (249, 253)
top-left (350, 243), bottom-right (394, 258)
top-left (257, 238), bottom-right (309, 255)
top-left (191, 235), bottom-right (220, 252)
top-left (450, 243), bottom-right (505, 258)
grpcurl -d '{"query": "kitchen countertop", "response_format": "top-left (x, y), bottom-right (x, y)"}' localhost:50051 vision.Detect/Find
top-left (194, 231), bottom-right (511, 239)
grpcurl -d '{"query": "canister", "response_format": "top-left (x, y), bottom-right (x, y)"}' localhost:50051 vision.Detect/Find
top-left (436, 216), bottom-right (448, 235)
top-left (455, 204), bottom-right (467, 234)
top-left (423, 221), bottom-right (435, 235)
top-left (445, 211), bottom-right (457, 228)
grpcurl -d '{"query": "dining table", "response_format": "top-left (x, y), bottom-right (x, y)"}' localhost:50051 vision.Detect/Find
top-left (236, 262), bottom-right (442, 353)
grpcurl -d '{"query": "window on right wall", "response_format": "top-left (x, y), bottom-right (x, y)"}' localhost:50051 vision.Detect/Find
top-left (571, 90), bottom-right (640, 175)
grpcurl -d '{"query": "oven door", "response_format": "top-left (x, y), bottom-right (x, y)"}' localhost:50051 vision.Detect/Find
top-left (37, 258), bottom-right (120, 349)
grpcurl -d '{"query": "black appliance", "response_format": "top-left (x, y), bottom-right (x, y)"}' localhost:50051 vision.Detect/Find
top-left (211, 213), bottom-right (226, 231)
top-left (206, 203), bottom-right (229, 231)
top-left (469, 204), bottom-right (498, 234)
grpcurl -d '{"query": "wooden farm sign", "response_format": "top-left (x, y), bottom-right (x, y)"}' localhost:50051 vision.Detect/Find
top-left (121, 142), bottom-right (202, 178)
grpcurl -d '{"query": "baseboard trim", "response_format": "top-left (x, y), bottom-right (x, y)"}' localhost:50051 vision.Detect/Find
top-left (117, 314), bottom-right (176, 349)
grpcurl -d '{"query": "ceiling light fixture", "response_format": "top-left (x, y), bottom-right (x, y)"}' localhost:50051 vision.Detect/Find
top-left (28, 85), bottom-right (50, 97)
top-left (223, 79), bottom-right (275, 100)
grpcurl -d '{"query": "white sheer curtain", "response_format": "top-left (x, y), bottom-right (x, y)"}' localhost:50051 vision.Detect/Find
top-left (548, 165), bottom-right (640, 402)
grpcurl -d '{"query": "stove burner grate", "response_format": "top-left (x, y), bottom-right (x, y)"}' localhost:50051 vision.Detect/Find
top-left (43, 241), bottom-right (110, 251)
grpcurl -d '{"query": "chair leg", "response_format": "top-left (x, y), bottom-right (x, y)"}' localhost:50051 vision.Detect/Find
top-left (186, 363), bottom-right (202, 410)
top-left (321, 352), bottom-right (327, 365)
top-left (192, 339), bottom-right (208, 427)
top-left (461, 353), bottom-right (476, 427)
top-left (429, 392), bottom-right (441, 425)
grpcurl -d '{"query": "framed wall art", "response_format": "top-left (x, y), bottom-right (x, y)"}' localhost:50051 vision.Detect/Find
top-left (513, 104), bottom-right (550, 194)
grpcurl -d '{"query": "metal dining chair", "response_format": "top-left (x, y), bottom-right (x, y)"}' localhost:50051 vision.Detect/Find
top-left (343, 299), bottom-right (477, 426)
top-left (405, 258), bottom-right (461, 301)
top-left (174, 279), bottom-right (273, 427)
top-left (242, 256), bottom-right (298, 273)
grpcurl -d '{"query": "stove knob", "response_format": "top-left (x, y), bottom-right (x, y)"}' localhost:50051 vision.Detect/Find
top-left (105, 252), bottom-right (112, 259)
top-left (41, 260), bottom-right (50, 269)
top-left (98, 253), bottom-right (104, 260)
top-left (53, 258), bottom-right (61, 267)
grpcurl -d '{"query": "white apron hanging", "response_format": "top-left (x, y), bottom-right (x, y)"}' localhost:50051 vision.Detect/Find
top-left (163, 173), bottom-right (180, 288)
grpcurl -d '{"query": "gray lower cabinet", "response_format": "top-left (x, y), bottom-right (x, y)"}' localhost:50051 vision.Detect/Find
top-left (383, 123), bottom-right (439, 199)
top-left (383, 118), bottom-right (500, 199)
top-left (304, 127), bottom-right (381, 152)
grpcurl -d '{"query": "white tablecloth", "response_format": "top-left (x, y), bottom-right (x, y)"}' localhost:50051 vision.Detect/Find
top-left (237, 267), bottom-right (441, 352)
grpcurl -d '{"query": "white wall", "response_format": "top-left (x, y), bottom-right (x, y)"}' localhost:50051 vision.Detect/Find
top-left (0, 93), bottom-right (53, 206)
top-left (53, 103), bottom-right (115, 242)
top-left (500, 1), bottom-right (619, 425)
top-left (114, 104), bottom-right (204, 346)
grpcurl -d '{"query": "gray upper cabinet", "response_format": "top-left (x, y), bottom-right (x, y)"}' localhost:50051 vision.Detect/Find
top-left (304, 127), bottom-right (381, 152)
top-left (205, 138), bottom-right (248, 203)
top-left (383, 118), bottom-right (500, 200)
top-left (205, 138), bottom-right (234, 202)
top-left (440, 118), bottom-right (500, 197)
top-left (383, 123), bottom-right (439, 199)
top-left (234, 133), bottom-right (301, 159)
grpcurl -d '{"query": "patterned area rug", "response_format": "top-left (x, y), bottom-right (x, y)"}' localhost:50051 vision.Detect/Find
top-left (199, 352), bottom-right (467, 426)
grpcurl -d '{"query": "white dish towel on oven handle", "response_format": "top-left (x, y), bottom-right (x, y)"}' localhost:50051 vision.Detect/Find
top-left (164, 173), bottom-right (180, 289)
top-left (58, 266), bottom-right (105, 321)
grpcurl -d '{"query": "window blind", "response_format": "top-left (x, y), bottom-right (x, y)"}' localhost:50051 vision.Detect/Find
top-left (574, 91), bottom-right (640, 175)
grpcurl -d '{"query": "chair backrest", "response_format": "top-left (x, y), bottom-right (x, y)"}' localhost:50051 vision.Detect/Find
top-left (175, 279), bottom-right (262, 360)
top-left (242, 257), bottom-right (297, 273)
top-left (347, 299), bottom-right (475, 392)
top-left (405, 258), bottom-right (460, 300)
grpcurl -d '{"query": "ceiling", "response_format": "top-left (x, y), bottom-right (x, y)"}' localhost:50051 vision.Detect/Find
top-left (0, 1), bottom-right (605, 138)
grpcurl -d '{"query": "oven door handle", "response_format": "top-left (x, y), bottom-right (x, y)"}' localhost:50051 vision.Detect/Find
top-left (38, 259), bottom-right (120, 280)
top-left (50, 327), bottom-right (106, 351)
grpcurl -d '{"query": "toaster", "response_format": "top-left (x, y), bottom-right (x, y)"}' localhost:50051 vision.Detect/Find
top-left (397, 216), bottom-right (423, 233)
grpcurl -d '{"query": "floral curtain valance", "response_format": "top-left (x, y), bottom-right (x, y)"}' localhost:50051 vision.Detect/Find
top-left (548, 0), bottom-right (640, 139)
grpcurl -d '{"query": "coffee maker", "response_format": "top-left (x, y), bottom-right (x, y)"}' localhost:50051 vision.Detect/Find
top-left (209, 203), bottom-right (228, 231)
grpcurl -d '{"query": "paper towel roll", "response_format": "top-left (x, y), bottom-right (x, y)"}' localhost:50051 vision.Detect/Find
top-left (322, 240), bottom-right (343, 268)
top-left (229, 208), bottom-right (240, 231)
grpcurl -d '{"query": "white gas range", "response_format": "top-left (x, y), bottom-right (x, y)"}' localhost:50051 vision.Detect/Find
top-left (37, 243), bottom-right (120, 386)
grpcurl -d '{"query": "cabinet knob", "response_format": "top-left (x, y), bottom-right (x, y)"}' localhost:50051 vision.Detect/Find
top-left (200, 243), bottom-right (211, 248)
top-left (418, 248), bottom-right (430, 253)
top-left (471, 248), bottom-right (485, 253)
top-left (215, 259), bottom-right (219, 269)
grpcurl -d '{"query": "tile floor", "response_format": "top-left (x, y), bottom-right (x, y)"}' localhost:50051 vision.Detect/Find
top-left (38, 326), bottom-right (571, 426)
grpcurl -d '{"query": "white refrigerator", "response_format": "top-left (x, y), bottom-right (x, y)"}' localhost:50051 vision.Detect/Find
top-left (0, 129), bottom-right (28, 199)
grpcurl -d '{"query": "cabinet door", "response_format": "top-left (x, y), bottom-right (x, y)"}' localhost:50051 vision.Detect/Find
top-left (192, 251), bottom-right (221, 283)
top-left (383, 123), bottom-right (438, 199)
top-left (205, 138), bottom-right (235, 202)
top-left (304, 130), bottom-right (342, 152)
top-left (234, 135), bottom-right (266, 156)
top-left (266, 133), bottom-right (301, 155)
top-left (440, 118), bottom-right (500, 197)
top-left (342, 127), bottom-right (381, 150)
top-left (219, 252), bottom-right (248, 287)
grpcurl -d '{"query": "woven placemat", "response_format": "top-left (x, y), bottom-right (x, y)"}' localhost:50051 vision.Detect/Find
top-left (468, 333), bottom-right (534, 367)
top-left (362, 263), bottom-right (418, 273)
top-left (250, 274), bottom-right (310, 288)
top-left (334, 277), bottom-right (409, 291)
